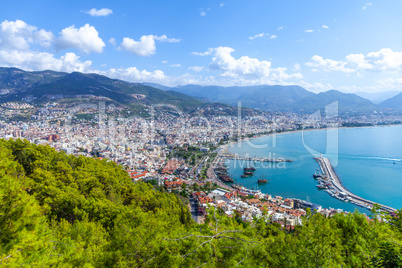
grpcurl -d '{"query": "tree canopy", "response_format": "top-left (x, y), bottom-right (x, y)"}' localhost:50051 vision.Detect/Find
top-left (0, 138), bottom-right (401, 267)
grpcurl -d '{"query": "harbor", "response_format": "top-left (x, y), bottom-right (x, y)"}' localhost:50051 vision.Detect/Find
top-left (314, 156), bottom-right (396, 213)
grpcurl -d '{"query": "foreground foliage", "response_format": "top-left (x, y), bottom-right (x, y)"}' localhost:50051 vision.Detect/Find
top-left (0, 139), bottom-right (401, 267)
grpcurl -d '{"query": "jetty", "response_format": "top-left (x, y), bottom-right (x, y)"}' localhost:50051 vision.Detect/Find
top-left (220, 147), bottom-right (293, 163)
top-left (315, 156), bottom-right (396, 213)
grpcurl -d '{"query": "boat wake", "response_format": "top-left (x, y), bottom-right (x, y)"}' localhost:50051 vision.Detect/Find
top-left (340, 155), bottom-right (402, 162)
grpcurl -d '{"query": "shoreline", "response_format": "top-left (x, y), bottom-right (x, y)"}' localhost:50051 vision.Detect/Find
top-left (226, 123), bottom-right (402, 150)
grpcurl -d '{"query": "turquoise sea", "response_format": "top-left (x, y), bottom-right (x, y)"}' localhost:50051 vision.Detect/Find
top-left (226, 125), bottom-right (402, 212)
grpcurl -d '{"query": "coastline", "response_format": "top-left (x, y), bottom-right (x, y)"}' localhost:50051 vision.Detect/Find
top-left (226, 123), bottom-right (402, 150)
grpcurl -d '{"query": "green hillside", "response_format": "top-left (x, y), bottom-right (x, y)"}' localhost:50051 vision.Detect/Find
top-left (0, 139), bottom-right (401, 267)
top-left (235, 85), bottom-right (315, 111)
top-left (0, 68), bottom-right (257, 116)
top-left (294, 90), bottom-right (379, 114)
top-left (0, 67), bottom-right (64, 90)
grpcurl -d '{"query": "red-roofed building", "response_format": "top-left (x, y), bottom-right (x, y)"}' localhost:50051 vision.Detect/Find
top-left (224, 191), bottom-right (237, 201)
top-left (284, 198), bottom-right (294, 208)
top-left (165, 179), bottom-right (183, 192)
top-left (162, 159), bottom-right (183, 174)
top-left (128, 170), bottom-right (148, 181)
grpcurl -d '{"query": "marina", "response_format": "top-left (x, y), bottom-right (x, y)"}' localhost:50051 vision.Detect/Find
top-left (314, 156), bottom-right (396, 213)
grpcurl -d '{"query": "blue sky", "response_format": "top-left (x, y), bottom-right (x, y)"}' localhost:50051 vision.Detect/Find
top-left (1, 0), bottom-right (402, 93)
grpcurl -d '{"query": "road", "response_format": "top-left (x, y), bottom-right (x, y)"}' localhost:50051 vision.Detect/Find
top-left (189, 197), bottom-right (200, 223)
top-left (207, 149), bottom-right (234, 191)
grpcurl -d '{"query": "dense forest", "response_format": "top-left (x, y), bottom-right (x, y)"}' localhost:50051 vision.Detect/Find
top-left (0, 139), bottom-right (401, 267)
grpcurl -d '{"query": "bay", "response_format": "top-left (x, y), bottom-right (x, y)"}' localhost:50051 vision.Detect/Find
top-left (226, 125), bottom-right (402, 212)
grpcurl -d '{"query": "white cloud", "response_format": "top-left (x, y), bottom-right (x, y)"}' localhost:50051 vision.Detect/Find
top-left (293, 63), bottom-right (301, 71)
top-left (375, 78), bottom-right (402, 89)
top-left (366, 48), bottom-right (402, 70)
top-left (34, 29), bottom-right (54, 48)
top-left (154, 35), bottom-right (180, 43)
top-left (0, 20), bottom-right (95, 74)
top-left (362, 3), bottom-right (372, 10)
top-left (220, 3), bottom-right (225, 7)
top-left (56, 24), bottom-right (105, 53)
top-left (305, 29), bottom-right (314, 33)
top-left (86, 8), bottom-right (113, 17)
top-left (0, 49), bottom-right (92, 73)
top-left (209, 46), bottom-right (302, 82)
top-left (162, 60), bottom-right (168, 64)
top-left (191, 48), bottom-right (214, 56)
top-left (0, 19), bottom-right (54, 50)
top-left (306, 48), bottom-right (402, 73)
top-left (188, 66), bottom-right (205, 72)
top-left (270, 35), bottom-right (278, 39)
top-left (121, 35), bottom-right (179, 56)
top-left (104, 67), bottom-right (167, 82)
top-left (277, 26), bottom-right (284, 31)
top-left (322, 25), bottom-right (329, 29)
top-left (170, 64), bottom-right (181, 67)
top-left (108, 38), bottom-right (116, 46)
top-left (121, 36), bottom-right (155, 56)
top-left (200, 11), bottom-right (206, 16)
top-left (345, 53), bottom-right (373, 70)
top-left (298, 81), bottom-right (333, 93)
top-left (249, 32), bottom-right (269, 40)
top-left (306, 55), bottom-right (355, 73)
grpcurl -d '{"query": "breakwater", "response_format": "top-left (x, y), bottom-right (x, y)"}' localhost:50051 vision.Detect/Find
top-left (315, 157), bottom-right (396, 213)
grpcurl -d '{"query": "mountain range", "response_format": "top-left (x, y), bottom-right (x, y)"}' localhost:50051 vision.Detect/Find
top-left (379, 92), bottom-right (402, 109)
top-left (354, 91), bottom-right (400, 104)
top-left (1, 67), bottom-right (402, 115)
top-left (0, 68), bottom-right (256, 117)
top-left (148, 84), bottom-right (393, 113)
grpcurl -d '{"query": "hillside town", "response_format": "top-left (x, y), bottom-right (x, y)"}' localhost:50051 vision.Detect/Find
top-left (0, 102), bottom-right (400, 225)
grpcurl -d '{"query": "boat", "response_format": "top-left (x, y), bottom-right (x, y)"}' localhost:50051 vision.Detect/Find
top-left (244, 171), bottom-right (254, 175)
top-left (244, 167), bottom-right (256, 172)
top-left (241, 174), bottom-right (252, 178)
top-left (316, 184), bottom-right (326, 190)
top-left (258, 179), bottom-right (268, 184)
top-left (219, 175), bottom-right (234, 183)
top-left (313, 169), bottom-right (322, 179)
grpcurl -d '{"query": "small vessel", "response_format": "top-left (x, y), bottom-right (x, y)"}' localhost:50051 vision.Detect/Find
top-left (313, 169), bottom-right (322, 179)
top-left (257, 175), bottom-right (269, 184)
top-left (316, 184), bottom-right (326, 190)
top-left (244, 167), bottom-right (256, 172)
top-left (219, 176), bottom-right (234, 183)
top-left (244, 171), bottom-right (254, 175)
top-left (241, 174), bottom-right (252, 178)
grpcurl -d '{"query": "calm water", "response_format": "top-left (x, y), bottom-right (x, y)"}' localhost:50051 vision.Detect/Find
top-left (227, 125), bottom-right (402, 212)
